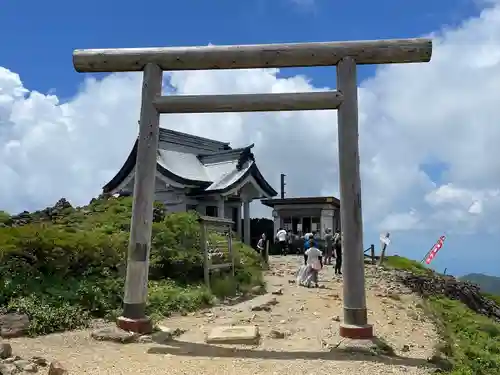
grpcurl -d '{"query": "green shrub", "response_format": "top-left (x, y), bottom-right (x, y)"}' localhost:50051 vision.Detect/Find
top-left (0, 211), bottom-right (10, 225)
top-left (0, 197), bottom-right (263, 335)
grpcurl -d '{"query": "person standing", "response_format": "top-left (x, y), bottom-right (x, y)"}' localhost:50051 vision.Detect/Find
top-left (324, 228), bottom-right (334, 265)
top-left (256, 233), bottom-right (266, 254)
top-left (287, 230), bottom-right (295, 254)
top-left (303, 231), bottom-right (313, 253)
top-left (333, 230), bottom-right (342, 275)
top-left (276, 227), bottom-right (287, 256)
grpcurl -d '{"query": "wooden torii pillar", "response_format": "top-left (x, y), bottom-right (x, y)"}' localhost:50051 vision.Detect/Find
top-left (72, 38), bottom-right (432, 338)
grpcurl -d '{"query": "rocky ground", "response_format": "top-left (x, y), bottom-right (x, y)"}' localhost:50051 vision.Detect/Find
top-left (2, 256), bottom-right (440, 375)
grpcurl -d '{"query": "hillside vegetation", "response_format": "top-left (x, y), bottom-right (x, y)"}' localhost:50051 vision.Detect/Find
top-left (0, 197), bottom-right (264, 335)
top-left (384, 256), bottom-right (500, 375)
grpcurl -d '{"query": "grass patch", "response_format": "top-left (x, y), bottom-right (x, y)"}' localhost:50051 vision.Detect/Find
top-left (0, 197), bottom-right (264, 335)
top-left (384, 256), bottom-right (500, 374)
top-left (383, 255), bottom-right (431, 276)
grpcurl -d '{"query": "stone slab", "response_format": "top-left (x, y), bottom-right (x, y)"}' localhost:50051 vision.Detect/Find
top-left (206, 325), bottom-right (260, 345)
top-left (0, 313), bottom-right (30, 338)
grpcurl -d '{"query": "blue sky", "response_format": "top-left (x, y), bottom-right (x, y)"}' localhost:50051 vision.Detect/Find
top-left (0, 0), bottom-right (481, 96)
top-left (1, 0), bottom-right (499, 277)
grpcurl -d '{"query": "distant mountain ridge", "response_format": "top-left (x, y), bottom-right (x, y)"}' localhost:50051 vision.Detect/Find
top-left (461, 273), bottom-right (500, 295)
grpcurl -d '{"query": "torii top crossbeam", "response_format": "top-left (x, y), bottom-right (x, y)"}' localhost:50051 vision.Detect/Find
top-left (73, 38), bottom-right (432, 72)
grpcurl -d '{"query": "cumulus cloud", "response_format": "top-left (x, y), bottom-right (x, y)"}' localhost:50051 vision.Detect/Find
top-left (2, 2), bottom-right (500, 241)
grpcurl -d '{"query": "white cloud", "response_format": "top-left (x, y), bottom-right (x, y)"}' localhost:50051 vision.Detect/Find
top-left (2, 2), bottom-right (500, 245)
top-left (379, 209), bottom-right (421, 232)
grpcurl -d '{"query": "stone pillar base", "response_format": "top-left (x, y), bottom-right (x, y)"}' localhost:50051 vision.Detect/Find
top-left (116, 316), bottom-right (153, 334)
top-left (339, 323), bottom-right (374, 339)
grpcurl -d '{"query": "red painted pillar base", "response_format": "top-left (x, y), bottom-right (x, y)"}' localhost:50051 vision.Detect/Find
top-left (116, 316), bottom-right (153, 334)
top-left (339, 323), bottom-right (374, 339)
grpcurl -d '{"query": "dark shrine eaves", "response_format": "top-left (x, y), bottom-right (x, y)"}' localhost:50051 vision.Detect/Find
top-left (261, 196), bottom-right (340, 208)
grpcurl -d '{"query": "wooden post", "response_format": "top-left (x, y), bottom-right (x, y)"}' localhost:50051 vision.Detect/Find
top-left (202, 222), bottom-right (210, 287)
top-left (264, 239), bottom-right (270, 265)
top-left (378, 233), bottom-right (391, 266)
top-left (243, 200), bottom-right (251, 246)
top-left (116, 63), bottom-right (162, 334)
top-left (336, 57), bottom-right (372, 339)
top-left (229, 228), bottom-right (235, 278)
top-left (370, 244), bottom-right (375, 264)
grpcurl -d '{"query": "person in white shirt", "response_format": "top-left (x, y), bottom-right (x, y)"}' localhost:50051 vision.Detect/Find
top-left (256, 233), bottom-right (266, 254)
top-left (304, 239), bottom-right (323, 287)
top-left (275, 228), bottom-right (288, 256)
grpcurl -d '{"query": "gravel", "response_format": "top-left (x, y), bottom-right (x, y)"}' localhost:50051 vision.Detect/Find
top-left (4, 256), bottom-right (439, 375)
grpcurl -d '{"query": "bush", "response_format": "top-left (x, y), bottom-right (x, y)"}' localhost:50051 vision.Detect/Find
top-left (0, 197), bottom-right (264, 335)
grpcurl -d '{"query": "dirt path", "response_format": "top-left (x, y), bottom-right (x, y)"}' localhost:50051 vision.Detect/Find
top-left (7, 256), bottom-right (439, 375)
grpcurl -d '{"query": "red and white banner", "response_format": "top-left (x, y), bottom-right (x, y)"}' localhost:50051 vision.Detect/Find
top-left (425, 235), bottom-right (446, 264)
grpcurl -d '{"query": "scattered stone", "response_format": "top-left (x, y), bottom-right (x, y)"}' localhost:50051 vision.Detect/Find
top-left (30, 357), bottom-right (47, 367)
top-left (91, 326), bottom-right (138, 344)
top-left (137, 335), bottom-right (153, 344)
top-left (48, 361), bottom-right (68, 375)
top-left (332, 315), bottom-right (341, 322)
top-left (206, 325), bottom-right (260, 345)
top-left (250, 285), bottom-right (265, 295)
top-left (288, 280), bottom-right (295, 284)
top-left (396, 267), bottom-right (500, 322)
top-left (0, 344), bottom-right (12, 360)
top-left (271, 288), bottom-right (284, 295)
top-left (250, 295), bottom-right (278, 312)
top-left (427, 354), bottom-right (453, 371)
top-left (401, 344), bottom-right (410, 352)
top-left (0, 314), bottom-right (30, 338)
top-left (0, 363), bottom-right (18, 375)
top-left (387, 292), bottom-right (401, 300)
top-left (14, 359), bottom-right (37, 372)
top-left (269, 329), bottom-right (286, 339)
top-left (151, 326), bottom-right (185, 344)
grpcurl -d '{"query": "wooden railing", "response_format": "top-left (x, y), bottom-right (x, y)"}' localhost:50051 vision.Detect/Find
top-left (363, 244), bottom-right (378, 264)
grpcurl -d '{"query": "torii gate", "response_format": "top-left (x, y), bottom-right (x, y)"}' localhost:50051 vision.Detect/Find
top-left (73, 37), bottom-right (432, 339)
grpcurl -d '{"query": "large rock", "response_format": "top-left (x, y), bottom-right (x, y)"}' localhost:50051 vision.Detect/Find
top-left (91, 326), bottom-right (138, 344)
top-left (0, 343), bottom-right (12, 360)
top-left (206, 325), bottom-right (260, 345)
top-left (14, 359), bottom-right (37, 372)
top-left (0, 363), bottom-right (18, 375)
top-left (0, 314), bottom-right (30, 338)
top-left (48, 361), bottom-right (68, 375)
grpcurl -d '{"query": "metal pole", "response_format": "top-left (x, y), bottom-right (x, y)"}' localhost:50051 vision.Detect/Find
top-left (117, 63), bottom-right (162, 334)
top-left (337, 57), bottom-right (373, 339)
